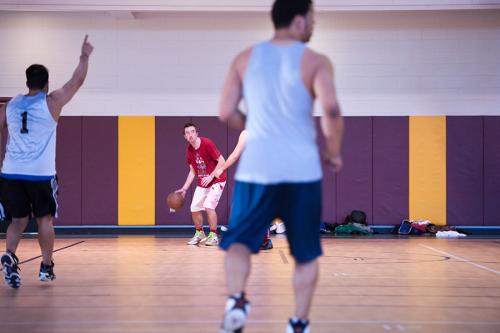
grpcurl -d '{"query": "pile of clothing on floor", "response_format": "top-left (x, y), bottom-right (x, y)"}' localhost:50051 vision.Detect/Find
top-left (396, 219), bottom-right (467, 237)
top-left (270, 212), bottom-right (375, 236)
top-left (321, 210), bottom-right (374, 236)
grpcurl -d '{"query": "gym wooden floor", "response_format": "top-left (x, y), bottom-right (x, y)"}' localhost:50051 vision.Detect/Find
top-left (0, 236), bottom-right (499, 333)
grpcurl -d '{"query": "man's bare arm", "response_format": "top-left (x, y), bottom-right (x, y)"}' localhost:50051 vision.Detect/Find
top-left (214, 130), bottom-right (247, 178)
top-left (314, 56), bottom-right (344, 172)
top-left (176, 165), bottom-right (196, 197)
top-left (213, 155), bottom-right (226, 175)
top-left (219, 50), bottom-right (250, 130)
top-left (0, 103), bottom-right (6, 131)
top-left (48, 35), bottom-right (94, 120)
top-left (0, 103), bottom-right (6, 165)
top-left (201, 155), bottom-right (226, 187)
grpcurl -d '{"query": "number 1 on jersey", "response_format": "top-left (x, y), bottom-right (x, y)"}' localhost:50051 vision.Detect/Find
top-left (21, 111), bottom-right (29, 134)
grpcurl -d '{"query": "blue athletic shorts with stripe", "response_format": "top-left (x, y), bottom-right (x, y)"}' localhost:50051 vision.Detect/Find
top-left (220, 180), bottom-right (322, 263)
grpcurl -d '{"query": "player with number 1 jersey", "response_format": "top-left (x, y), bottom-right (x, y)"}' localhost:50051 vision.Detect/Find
top-left (0, 35), bottom-right (94, 289)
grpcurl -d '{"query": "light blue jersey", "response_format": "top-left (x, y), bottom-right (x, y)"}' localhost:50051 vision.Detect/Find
top-left (235, 41), bottom-right (322, 184)
top-left (2, 92), bottom-right (57, 179)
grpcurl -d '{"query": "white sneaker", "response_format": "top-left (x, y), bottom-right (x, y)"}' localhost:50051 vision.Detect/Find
top-left (220, 294), bottom-right (251, 332)
top-left (187, 230), bottom-right (206, 245)
top-left (205, 232), bottom-right (219, 246)
top-left (276, 222), bottom-right (286, 234)
top-left (1, 251), bottom-right (21, 289)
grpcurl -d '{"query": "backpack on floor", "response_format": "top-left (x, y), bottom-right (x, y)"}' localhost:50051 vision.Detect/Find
top-left (398, 220), bottom-right (412, 235)
top-left (344, 210), bottom-right (367, 225)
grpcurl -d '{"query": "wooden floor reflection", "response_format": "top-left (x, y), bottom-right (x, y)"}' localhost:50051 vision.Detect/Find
top-left (0, 236), bottom-right (499, 333)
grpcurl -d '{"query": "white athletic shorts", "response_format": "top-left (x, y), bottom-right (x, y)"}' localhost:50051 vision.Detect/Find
top-left (190, 182), bottom-right (226, 212)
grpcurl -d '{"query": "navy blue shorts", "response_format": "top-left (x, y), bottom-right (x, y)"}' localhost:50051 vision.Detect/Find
top-left (220, 180), bottom-right (322, 263)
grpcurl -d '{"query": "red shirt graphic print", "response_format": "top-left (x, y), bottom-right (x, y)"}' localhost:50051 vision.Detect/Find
top-left (186, 137), bottom-right (227, 188)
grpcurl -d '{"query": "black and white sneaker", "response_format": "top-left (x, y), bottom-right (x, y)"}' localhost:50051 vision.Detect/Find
top-left (286, 317), bottom-right (310, 333)
top-left (259, 238), bottom-right (273, 250)
top-left (220, 293), bottom-right (251, 333)
top-left (1, 251), bottom-right (21, 289)
top-left (39, 261), bottom-right (56, 282)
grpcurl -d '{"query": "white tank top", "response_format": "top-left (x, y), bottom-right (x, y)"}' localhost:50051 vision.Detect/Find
top-left (235, 41), bottom-right (322, 184)
top-left (2, 92), bottom-right (57, 179)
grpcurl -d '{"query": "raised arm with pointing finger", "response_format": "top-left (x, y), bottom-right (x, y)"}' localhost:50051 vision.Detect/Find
top-left (47, 35), bottom-right (94, 121)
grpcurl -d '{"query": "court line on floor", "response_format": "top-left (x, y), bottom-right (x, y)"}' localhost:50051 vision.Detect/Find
top-left (419, 244), bottom-right (500, 276)
top-left (3, 304), bottom-right (499, 310)
top-left (2, 293), bottom-right (499, 298)
top-left (2, 319), bottom-right (500, 326)
top-left (19, 241), bottom-right (85, 265)
top-left (278, 250), bottom-right (289, 264)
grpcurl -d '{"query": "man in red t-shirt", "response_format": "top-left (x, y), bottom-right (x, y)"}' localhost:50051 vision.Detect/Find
top-left (176, 123), bottom-right (227, 246)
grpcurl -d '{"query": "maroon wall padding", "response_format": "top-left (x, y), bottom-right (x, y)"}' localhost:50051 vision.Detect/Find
top-left (315, 118), bottom-right (337, 223)
top-left (373, 117), bottom-right (409, 225)
top-left (155, 117), bottom-right (193, 225)
top-left (447, 117), bottom-right (483, 225)
top-left (336, 117), bottom-right (373, 224)
top-left (484, 116), bottom-right (500, 226)
top-left (56, 117), bottom-right (82, 225)
top-left (43, 115), bottom-right (500, 227)
top-left (82, 117), bottom-right (118, 225)
top-left (191, 116), bottom-right (229, 224)
top-left (226, 127), bottom-right (242, 224)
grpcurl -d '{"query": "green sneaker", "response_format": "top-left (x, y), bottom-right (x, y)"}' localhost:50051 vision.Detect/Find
top-left (187, 230), bottom-right (206, 245)
top-left (205, 232), bottom-right (219, 246)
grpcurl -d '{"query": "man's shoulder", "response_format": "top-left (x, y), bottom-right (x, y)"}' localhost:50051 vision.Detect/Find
top-left (235, 46), bottom-right (254, 63)
top-left (200, 137), bottom-right (215, 146)
top-left (4, 94), bottom-right (22, 106)
top-left (303, 47), bottom-right (331, 68)
top-left (233, 46), bottom-right (255, 77)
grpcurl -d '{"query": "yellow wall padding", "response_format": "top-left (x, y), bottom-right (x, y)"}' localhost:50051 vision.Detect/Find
top-left (118, 116), bottom-right (155, 225)
top-left (409, 116), bottom-right (447, 225)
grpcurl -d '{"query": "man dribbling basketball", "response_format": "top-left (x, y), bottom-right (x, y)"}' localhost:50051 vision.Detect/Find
top-left (176, 123), bottom-right (227, 246)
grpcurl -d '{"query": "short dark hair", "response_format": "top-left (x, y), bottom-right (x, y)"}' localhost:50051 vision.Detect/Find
top-left (183, 123), bottom-right (197, 132)
top-left (26, 64), bottom-right (49, 90)
top-left (271, 0), bottom-right (312, 29)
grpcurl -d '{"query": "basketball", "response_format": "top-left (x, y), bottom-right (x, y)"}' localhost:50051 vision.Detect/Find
top-left (167, 192), bottom-right (184, 210)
